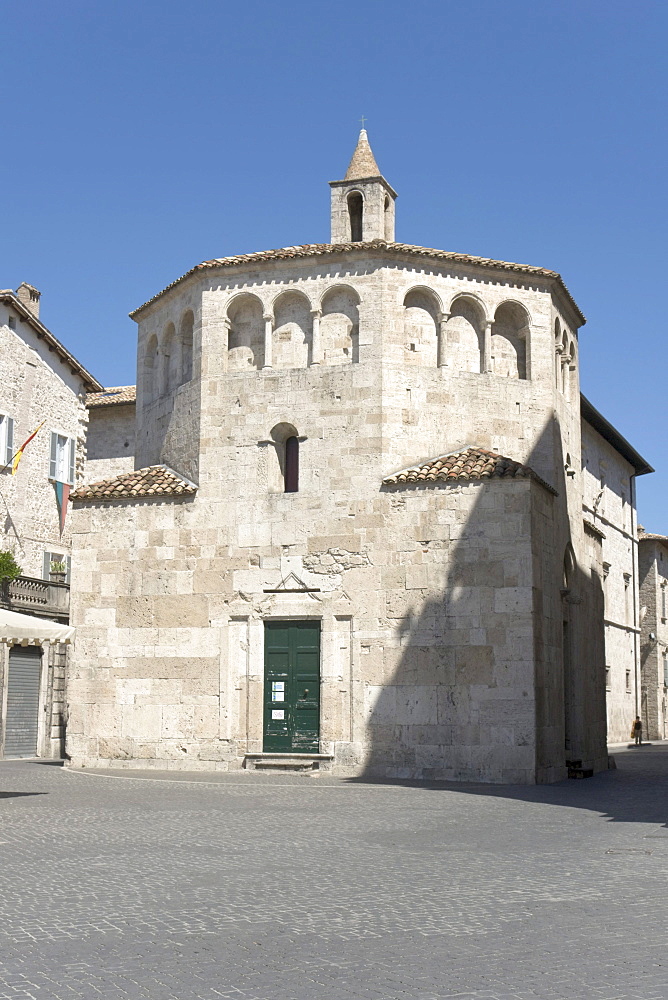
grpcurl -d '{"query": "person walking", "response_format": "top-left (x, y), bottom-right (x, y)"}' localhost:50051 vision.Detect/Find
top-left (632, 716), bottom-right (642, 745)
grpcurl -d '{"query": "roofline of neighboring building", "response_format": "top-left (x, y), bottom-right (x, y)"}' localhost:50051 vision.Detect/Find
top-left (1, 290), bottom-right (103, 392)
top-left (638, 532), bottom-right (668, 548)
top-left (581, 393), bottom-right (654, 476)
top-left (86, 386), bottom-right (137, 408)
top-left (129, 240), bottom-right (586, 325)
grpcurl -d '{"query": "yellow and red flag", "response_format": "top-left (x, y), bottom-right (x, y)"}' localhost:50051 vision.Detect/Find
top-left (11, 420), bottom-right (46, 475)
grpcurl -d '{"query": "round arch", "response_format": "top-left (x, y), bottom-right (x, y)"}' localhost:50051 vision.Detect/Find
top-left (160, 322), bottom-right (176, 395)
top-left (141, 332), bottom-right (159, 404)
top-left (272, 290), bottom-right (312, 370)
top-left (225, 290), bottom-right (266, 321)
top-left (319, 282), bottom-right (361, 310)
top-left (320, 284), bottom-right (360, 366)
top-left (447, 291), bottom-right (488, 324)
top-left (179, 310), bottom-right (194, 383)
top-left (491, 300), bottom-right (531, 380)
top-left (270, 287), bottom-right (314, 317)
top-left (226, 292), bottom-right (265, 371)
top-left (402, 284), bottom-right (444, 314)
top-left (493, 298), bottom-right (532, 329)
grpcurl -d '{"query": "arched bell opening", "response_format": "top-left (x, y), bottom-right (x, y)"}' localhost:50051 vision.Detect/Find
top-left (347, 191), bottom-right (364, 242)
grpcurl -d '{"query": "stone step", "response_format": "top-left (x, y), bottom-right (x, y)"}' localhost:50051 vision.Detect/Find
top-left (244, 753), bottom-right (334, 773)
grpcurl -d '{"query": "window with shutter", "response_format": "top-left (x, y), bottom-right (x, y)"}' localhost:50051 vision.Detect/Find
top-left (0, 414), bottom-right (14, 468)
top-left (49, 432), bottom-right (76, 484)
top-left (49, 432), bottom-right (58, 479)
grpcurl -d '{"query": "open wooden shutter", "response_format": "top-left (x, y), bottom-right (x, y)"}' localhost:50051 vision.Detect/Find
top-left (67, 437), bottom-right (76, 485)
top-left (49, 432), bottom-right (58, 479)
top-left (5, 416), bottom-right (14, 467)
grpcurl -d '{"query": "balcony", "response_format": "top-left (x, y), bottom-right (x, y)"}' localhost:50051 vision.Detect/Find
top-left (0, 575), bottom-right (70, 622)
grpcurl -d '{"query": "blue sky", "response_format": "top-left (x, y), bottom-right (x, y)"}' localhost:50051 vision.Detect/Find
top-left (1, 0), bottom-right (666, 526)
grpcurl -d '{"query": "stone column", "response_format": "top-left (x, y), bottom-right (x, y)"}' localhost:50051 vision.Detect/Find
top-left (519, 324), bottom-right (531, 380)
top-left (221, 318), bottom-right (231, 373)
top-left (263, 313), bottom-right (273, 370)
top-left (311, 309), bottom-right (322, 366)
top-left (437, 312), bottom-right (450, 368)
top-left (483, 320), bottom-right (493, 373)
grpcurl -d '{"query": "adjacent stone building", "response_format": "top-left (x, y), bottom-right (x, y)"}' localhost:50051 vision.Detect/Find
top-left (67, 131), bottom-right (650, 781)
top-left (638, 530), bottom-right (668, 741)
top-left (581, 397), bottom-right (652, 742)
top-left (84, 385), bottom-right (136, 484)
top-left (0, 284), bottom-right (101, 759)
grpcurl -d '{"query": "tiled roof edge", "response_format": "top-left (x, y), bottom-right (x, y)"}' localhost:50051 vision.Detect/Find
top-left (382, 447), bottom-right (558, 497)
top-left (638, 532), bottom-right (668, 547)
top-left (129, 240), bottom-right (584, 325)
top-left (71, 465), bottom-right (197, 504)
top-left (87, 386), bottom-right (137, 408)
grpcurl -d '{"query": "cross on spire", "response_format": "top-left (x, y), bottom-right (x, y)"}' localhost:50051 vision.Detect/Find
top-left (359, 115), bottom-right (367, 130)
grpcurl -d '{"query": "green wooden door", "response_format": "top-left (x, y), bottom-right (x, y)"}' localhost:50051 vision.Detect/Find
top-left (263, 621), bottom-right (320, 753)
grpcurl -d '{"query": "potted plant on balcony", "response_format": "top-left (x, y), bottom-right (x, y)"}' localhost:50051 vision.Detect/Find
top-left (0, 550), bottom-right (22, 605)
top-left (49, 559), bottom-right (67, 584)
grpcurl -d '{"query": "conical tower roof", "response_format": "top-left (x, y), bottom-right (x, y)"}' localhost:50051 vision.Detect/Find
top-left (344, 129), bottom-right (382, 180)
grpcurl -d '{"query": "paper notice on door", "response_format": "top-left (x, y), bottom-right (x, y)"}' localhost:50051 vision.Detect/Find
top-left (271, 710), bottom-right (285, 720)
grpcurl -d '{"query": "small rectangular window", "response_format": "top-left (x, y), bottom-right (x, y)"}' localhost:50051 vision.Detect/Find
top-left (625, 670), bottom-right (632, 693)
top-left (284, 436), bottom-right (299, 493)
top-left (605, 666), bottom-right (611, 690)
top-left (8, 315), bottom-right (16, 329)
top-left (49, 431), bottom-right (76, 485)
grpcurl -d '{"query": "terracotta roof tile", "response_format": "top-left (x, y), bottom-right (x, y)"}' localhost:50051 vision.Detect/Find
top-left (129, 240), bottom-right (584, 326)
top-left (382, 447), bottom-right (557, 495)
top-left (87, 385), bottom-right (136, 408)
top-left (71, 465), bottom-right (197, 502)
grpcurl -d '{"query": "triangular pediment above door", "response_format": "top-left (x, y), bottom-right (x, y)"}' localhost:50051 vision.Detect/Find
top-left (263, 571), bottom-right (320, 593)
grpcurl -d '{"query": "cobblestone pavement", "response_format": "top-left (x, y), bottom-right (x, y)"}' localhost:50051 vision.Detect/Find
top-left (1, 747), bottom-right (668, 1000)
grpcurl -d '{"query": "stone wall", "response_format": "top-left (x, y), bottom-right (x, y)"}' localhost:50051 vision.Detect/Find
top-left (0, 298), bottom-right (88, 578)
top-left (68, 246), bottom-right (610, 782)
top-left (69, 476), bottom-right (570, 782)
top-left (582, 420), bottom-right (639, 742)
top-left (639, 537), bottom-right (668, 740)
top-left (85, 403), bottom-right (135, 483)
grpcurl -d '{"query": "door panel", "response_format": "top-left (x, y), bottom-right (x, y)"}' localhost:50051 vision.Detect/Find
top-left (4, 646), bottom-right (42, 758)
top-left (264, 622), bottom-right (320, 753)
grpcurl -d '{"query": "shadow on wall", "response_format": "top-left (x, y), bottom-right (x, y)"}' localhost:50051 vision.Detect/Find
top-left (359, 415), bottom-right (606, 784)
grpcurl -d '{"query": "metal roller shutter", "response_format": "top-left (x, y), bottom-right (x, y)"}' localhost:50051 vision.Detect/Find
top-left (4, 646), bottom-right (42, 758)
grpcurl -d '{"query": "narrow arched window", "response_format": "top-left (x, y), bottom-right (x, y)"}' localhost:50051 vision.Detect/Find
top-left (284, 436), bottom-right (299, 493)
top-left (347, 192), bottom-right (363, 242)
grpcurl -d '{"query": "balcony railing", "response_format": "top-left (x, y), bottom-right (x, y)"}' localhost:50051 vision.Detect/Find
top-left (0, 575), bottom-right (70, 621)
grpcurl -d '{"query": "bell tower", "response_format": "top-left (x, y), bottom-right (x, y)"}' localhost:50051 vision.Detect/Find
top-left (329, 129), bottom-right (397, 244)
